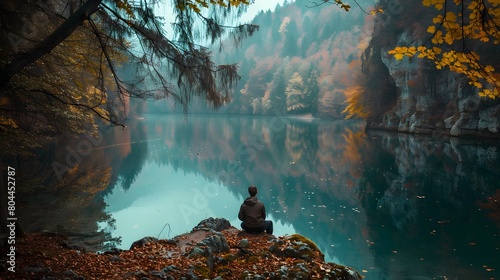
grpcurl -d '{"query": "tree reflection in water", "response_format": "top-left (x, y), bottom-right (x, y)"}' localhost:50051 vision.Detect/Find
top-left (10, 115), bottom-right (500, 279)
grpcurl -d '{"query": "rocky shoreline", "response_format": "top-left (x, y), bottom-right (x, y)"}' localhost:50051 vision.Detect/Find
top-left (0, 218), bottom-right (362, 279)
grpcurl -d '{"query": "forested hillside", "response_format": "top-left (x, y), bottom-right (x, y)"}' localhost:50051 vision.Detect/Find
top-left (148, 0), bottom-right (376, 118)
top-left (149, 0), bottom-right (500, 138)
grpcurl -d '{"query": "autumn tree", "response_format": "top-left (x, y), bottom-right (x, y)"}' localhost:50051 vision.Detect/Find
top-left (286, 72), bottom-right (306, 113)
top-left (389, 0), bottom-right (500, 98)
top-left (342, 85), bottom-right (369, 119)
top-left (0, 0), bottom-right (258, 156)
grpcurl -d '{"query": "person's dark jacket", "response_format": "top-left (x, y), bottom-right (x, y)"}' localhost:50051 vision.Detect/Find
top-left (238, 196), bottom-right (266, 228)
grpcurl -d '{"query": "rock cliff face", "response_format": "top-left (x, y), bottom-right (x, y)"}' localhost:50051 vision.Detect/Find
top-left (363, 2), bottom-right (500, 138)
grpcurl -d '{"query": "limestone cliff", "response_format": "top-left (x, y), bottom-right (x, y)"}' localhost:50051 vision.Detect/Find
top-left (363, 0), bottom-right (500, 138)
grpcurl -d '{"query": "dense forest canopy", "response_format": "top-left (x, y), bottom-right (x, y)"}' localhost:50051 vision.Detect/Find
top-left (176, 0), bottom-right (498, 122)
top-left (154, 0), bottom-right (377, 117)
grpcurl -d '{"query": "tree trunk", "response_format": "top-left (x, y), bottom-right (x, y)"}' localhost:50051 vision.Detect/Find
top-left (0, 0), bottom-right (102, 88)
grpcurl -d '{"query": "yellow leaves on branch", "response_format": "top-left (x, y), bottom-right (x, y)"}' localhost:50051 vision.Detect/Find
top-left (334, 0), bottom-right (351, 11)
top-left (113, 0), bottom-right (135, 18)
top-left (422, 0), bottom-right (445, 10)
top-left (389, 0), bottom-right (500, 98)
top-left (369, 8), bottom-right (384, 15)
top-left (387, 46), bottom-right (418, 60)
top-left (390, 45), bottom-right (500, 98)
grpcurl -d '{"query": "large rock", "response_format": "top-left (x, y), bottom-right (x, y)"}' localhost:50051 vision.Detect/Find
top-left (191, 217), bottom-right (231, 232)
top-left (269, 234), bottom-right (325, 262)
top-left (197, 233), bottom-right (229, 253)
top-left (129, 236), bottom-right (158, 250)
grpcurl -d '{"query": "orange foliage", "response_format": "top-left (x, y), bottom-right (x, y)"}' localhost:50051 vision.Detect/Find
top-left (0, 228), bottom-right (360, 279)
top-left (342, 85), bottom-right (368, 119)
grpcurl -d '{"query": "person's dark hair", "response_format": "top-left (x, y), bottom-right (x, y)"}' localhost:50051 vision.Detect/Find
top-left (248, 185), bottom-right (258, 197)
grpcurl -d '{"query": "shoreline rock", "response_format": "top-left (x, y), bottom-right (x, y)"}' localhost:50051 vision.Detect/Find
top-left (0, 217), bottom-right (362, 279)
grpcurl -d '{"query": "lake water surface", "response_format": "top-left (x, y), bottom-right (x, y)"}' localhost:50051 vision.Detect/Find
top-left (13, 114), bottom-right (500, 279)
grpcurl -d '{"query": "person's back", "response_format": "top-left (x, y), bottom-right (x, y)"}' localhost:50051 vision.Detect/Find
top-left (238, 185), bottom-right (273, 234)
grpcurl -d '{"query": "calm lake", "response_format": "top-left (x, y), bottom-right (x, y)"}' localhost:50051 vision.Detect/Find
top-left (13, 114), bottom-right (500, 279)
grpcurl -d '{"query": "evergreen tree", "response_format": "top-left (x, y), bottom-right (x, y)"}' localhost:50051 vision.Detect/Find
top-left (305, 67), bottom-right (320, 116)
top-left (269, 69), bottom-right (287, 114)
top-left (282, 20), bottom-right (300, 57)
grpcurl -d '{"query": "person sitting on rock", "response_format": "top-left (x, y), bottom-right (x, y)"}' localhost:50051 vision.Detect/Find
top-left (238, 185), bottom-right (273, 234)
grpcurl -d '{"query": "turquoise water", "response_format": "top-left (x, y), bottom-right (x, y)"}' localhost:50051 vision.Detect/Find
top-left (14, 114), bottom-right (500, 279)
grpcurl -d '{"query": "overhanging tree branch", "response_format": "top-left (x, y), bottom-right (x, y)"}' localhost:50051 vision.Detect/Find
top-left (0, 0), bottom-right (102, 88)
top-left (30, 89), bottom-right (125, 127)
